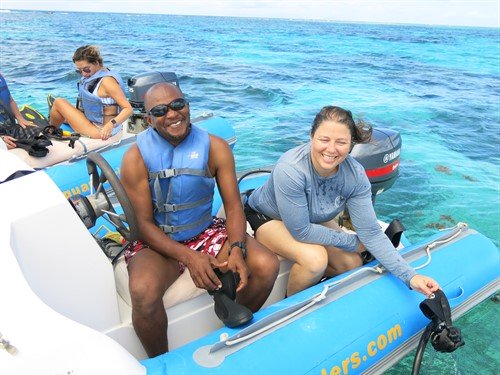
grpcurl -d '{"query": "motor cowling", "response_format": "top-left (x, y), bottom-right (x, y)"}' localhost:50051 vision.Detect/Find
top-left (127, 72), bottom-right (180, 112)
top-left (351, 128), bottom-right (401, 199)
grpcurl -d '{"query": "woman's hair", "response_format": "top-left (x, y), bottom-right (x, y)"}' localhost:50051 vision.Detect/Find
top-left (72, 45), bottom-right (103, 65)
top-left (310, 105), bottom-right (372, 144)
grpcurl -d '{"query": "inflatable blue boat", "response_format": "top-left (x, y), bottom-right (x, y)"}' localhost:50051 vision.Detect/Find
top-left (0, 135), bottom-right (498, 375)
top-left (138, 171), bottom-right (499, 375)
top-left (2, 72), bottom-right (497, 374)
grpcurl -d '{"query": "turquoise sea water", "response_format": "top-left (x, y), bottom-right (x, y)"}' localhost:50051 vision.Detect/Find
top-left (1, 10), bottom-right (498, 373)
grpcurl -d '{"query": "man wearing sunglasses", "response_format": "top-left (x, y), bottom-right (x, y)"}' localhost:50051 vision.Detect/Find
top-left (120, 82), bottom-right (279, 358)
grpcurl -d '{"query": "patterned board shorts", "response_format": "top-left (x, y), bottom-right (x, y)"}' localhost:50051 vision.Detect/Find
top-left (124, 217), bottom-right (228, 274)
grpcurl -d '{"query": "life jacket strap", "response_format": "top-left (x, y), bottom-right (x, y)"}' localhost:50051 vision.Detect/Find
top-left (160, 212), bottom-right (212, 234)
top-left (156, 194), bottom-right (212, 213)
top-left (150, 167), bottom-right (210, 179)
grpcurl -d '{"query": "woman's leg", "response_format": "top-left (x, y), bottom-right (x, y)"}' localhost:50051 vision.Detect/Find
top-left (320, 218), bottom-right (363, 277)
top-left (255, 220), bottom-right (328, 297)
top-left (324, 246), bottom-right (363, 277)
top-left (49, 97), bottom-right (102, 138)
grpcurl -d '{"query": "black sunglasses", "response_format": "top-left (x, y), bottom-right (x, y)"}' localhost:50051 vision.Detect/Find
top-left (148, 98), bottom-right (188, 117)
top-left (75, 66), bottom-right (92, 74)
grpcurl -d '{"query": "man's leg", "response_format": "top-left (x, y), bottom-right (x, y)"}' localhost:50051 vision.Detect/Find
top-left (127, 247), bottom-right (179, 357)
top-left (224, 235), bottom-right (279, 311)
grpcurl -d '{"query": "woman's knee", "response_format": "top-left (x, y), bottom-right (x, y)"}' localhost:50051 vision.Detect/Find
top-left (52, 97), bottom-right (70, 110)
top-left (329, 253), bottom-right (362, 275)
top-left (296, 247), bottom-right (328, 276)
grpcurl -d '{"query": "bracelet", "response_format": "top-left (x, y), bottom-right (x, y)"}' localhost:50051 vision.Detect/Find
top-left (228, 241), bottom-right (247, 259)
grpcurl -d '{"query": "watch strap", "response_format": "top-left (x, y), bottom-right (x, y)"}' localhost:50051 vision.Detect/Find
top-left (229, 241), bottom-right (247, 259)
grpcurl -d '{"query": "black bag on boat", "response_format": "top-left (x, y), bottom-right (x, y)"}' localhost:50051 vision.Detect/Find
top-left (13, 136), bottom-right (52, 158)
top-left (0, 101), bottom-right (49, 141)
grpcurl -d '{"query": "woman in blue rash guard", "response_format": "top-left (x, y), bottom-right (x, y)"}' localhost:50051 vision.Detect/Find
top-left (245, 105), bottom-right (439, 297)
top-left (48, 45), bottom-right (132, 140)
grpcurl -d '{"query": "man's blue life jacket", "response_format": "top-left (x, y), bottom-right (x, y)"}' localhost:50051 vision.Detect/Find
top-left (137, 125), bottom-right (215, 242)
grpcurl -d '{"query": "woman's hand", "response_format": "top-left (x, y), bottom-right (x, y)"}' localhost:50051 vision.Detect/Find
top-left (410, 274), bottom-right (440, 297)
top-left (100, 122), bottom-right (114, 140)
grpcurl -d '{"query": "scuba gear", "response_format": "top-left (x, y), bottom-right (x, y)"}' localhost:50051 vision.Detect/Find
top-left (384, 218), bottom-right (405, 248)
top-left (20, 105), bottom-right (50, 128)
top-left (411, 289), bottom-right (465, 374)
top-left (42, 126), bottom-right (81, 148)
top-left (208, 269), bottom-right (253, 328)
top-left (360, 218), bottom-right (406, 264)
top-left (0, 102), bottom-right (49, 141)
top-left (13, 137), bottom-right (52, 157)
top-left (47, 94), bottom-right (55, 113)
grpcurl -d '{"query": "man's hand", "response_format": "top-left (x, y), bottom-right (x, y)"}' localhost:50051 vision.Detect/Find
top-left (227, 249), bottom-right (250, 293)
top-left (17, 118), bottom-right (35, 129)
top-left (410, 274), bottom-right (440, 297)
top-left (1, 135), bottom-right (17, 149)
top-left (185, 250), bottom-right (228, 291)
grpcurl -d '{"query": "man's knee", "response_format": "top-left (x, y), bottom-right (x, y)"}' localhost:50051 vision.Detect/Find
top-left (254, 250), bottom-right (280, 281)
top-left (129, 275), bottom-right (166, 311)
top-left (247, 241), bottom-right (280, 282)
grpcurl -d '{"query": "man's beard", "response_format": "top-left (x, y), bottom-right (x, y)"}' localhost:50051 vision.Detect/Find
top-left (157, 123), bottom-right (191, 145)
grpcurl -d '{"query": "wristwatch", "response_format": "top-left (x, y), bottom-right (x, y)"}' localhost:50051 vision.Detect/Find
top-left (229, 241), bottom-right (247, 259)
top-left (110, 118), bottom-right (117, 125)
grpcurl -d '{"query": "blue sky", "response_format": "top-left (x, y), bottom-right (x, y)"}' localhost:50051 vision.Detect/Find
top-left (1, 0), bottom-right (499, 27)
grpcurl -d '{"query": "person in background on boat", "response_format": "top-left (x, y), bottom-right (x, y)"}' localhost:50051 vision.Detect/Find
top-left (245, 105), bottom-right (440, 297)
top-left (120, 82), bottom-right (280, 357)
top-left (0, 73), bottom-right (37, 150)
top-left (47, 45), bottom-right (132, 140)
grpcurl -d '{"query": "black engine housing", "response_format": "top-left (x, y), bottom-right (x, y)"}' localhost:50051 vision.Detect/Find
top-left (351, 128), bottom-right (401, 198)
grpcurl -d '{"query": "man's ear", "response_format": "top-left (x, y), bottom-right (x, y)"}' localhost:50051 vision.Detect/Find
top-left (146, 114), bottom-right (153, 126)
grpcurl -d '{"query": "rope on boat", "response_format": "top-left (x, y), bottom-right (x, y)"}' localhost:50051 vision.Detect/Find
top-left (214, 222), bottom-right (469, 352)
top-left (224, 285), bottom-right (329, 346)
top-left (413, 222), bottom-right (467, 271)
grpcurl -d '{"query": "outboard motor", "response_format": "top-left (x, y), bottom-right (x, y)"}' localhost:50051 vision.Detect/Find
top-left (127, 72), bottom-right (180, 133)
top-left (351, 127), bottom-right (401, 201)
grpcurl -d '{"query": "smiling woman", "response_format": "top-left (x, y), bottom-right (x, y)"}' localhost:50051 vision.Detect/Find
top-left (245, 105), bottom-right (440, 297)
top-left (48, 45), bottom-right (133, 140)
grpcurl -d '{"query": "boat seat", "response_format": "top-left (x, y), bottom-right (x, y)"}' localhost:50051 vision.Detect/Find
top-left (8, 130), bottom-right (123, 169)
